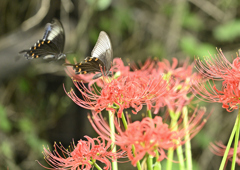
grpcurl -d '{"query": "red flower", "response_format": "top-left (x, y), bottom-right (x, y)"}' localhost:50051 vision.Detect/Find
top-left (89, 107), bottom-right (207, 166)
top-left (210, 141), bottom-right (240, 167)
top-left (39, 136), bottom-right (124, 170)
top-left (153, 58), bottom-right (200, 114)
top-left (65, 71), bottom-right (168, 117)
top-left (111, 58), bottom-right (130, 76)
top-left (193, 50), bottom-right (240, 112)
top-left (158, 58), bottom-right (194, 79)
top-left (194, 49), bottom-right (240, 81)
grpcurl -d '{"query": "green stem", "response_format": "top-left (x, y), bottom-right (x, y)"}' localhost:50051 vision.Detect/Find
top-left (121, 112), bottom-right (128, 130)
top-left (153, 150), bottom-right (161, 170)
top-left (108, 111), bottom-right (118, 170)
top-left (92, 160), bottom-right (102, 170)
top-left (148, 109), bottom-right (152, 118)
top-left (147, 109), bottom-right (153, 169)
top-left (147, 109), bottom-right (161, 170)
top-left (219, 114), bottom-right (238, 170)
top-left (166, 148), bottom-right (174, 170)
top-left (166, 110), bottom-right (185, 170)
top-left (166, 110), bottom-right (175, 170)
top-left (132, 145), bottom-right (142, 170)
top-left (176, 144), bottom-right (185, 170)
top-left (231, 110), bottom-right (240, 170)
top-left (147, 154), bottom-right (153, 170)
top-left (183, 106), bottom-right (192, 170)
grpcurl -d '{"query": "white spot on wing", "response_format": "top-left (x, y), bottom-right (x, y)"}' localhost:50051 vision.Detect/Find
top-left (43, 19), bottom-right (64, 41)
top-left (47, 27), bottom-right (62, 41)
top-left (43, 55), bottom-right (55, 59)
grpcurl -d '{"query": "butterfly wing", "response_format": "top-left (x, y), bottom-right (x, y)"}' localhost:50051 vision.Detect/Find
top-left (65, 57), bottom-right (105, 74)
top-left (19, 19), bottom-right (65, 60)
top-left (91, 31), bottom-right (113, 72)
top-left (43, 19), bottom-right (65, 53)
top-left (65, 31), bottom-right (113, 79)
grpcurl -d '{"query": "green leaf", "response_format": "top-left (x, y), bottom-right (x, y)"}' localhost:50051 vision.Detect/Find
top-left (1, 141), bottom-right (13, 159)
top-left (0, 105), bottom-right (11, 132)
top-left (25, 133), bottom-right (49, 153)
top-left (180, 36), bottom-right (215, 59)
top-left (183, 13), bottom-right (204, 31)
top-left (194, 131), bottom-right (212, 148)
top-left (114, 8), bottom-right (133, 31)
top-left (18, 118), bottom-right (34, 132)
top-left (147, 41), bottom-right (164, 57)
top-left (18, 78), bottom-right (30, 93)
top-left (214, 20), bottom-right (240, 41)
top-left (85, 0), bottom-right (112, 11)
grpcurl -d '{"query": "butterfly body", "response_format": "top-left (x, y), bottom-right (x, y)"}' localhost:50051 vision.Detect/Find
top-left (65, 31), bottom-right (113, 79)
top-left (20, 19), bottom-right (65, 60)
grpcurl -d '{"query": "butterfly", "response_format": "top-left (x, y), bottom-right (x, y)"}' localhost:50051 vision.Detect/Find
top-left (65, 31), bottom-right (113, 79)
top-left (19, 19), bottom-right (66, 60)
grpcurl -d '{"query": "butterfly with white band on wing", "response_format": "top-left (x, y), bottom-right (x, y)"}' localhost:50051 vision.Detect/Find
top-left (65, 31), bottom-right (113, 80)
top-left (19, 19), bottom-right (66, 60)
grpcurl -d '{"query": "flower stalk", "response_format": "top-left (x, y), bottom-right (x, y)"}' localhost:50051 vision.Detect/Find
top-left (92, 160), bottom-right (102, 170)
top-left (176, 144), bottom-right (185, 170)
top-left (147, 154), bottom-right (153, 170)
top-left (153, 150), bottom-right (161, 170)
top-left (219, 112), bottom-right (238, 170)
top-left (183, 106), bottom-right (192, 170)
top-left (109, 110), bottom-right (118, 170)
top-left (166, 148), bottom-right (174, 170)
top-left (231, 109), bottom-right (240, 170)
top-left (167, 109), bottom-right (185, 170)
top-left (147, 109), bottom-right (153, 169)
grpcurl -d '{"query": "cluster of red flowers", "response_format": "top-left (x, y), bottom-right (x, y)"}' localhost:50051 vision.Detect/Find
top-left (41, 57), bottom-right (209, 169)
top-left (65, 57), bottom-right (200, 117)
top-left (89, 107), bottom-right (207, 166)
top-left (65, 72), bottom-right (168, 118)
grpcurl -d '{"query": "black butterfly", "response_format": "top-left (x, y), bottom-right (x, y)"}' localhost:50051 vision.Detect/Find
top-left (65, 31), bottom-right (113, 79)
top-left (19, 19), bottom-right (66, 60)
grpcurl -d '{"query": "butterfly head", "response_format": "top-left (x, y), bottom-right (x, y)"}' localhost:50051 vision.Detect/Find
top-left (57, 53), bottom-right (66, 60)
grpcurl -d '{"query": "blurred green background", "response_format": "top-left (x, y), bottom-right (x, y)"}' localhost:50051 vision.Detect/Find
top-left (1, 0), bottom-right (240, 169)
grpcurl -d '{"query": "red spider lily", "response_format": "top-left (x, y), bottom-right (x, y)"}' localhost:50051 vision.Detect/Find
top-left (194, 49), bottom-right (240, 81)
top-left (158, 58), bottom-right (194, 79)
top-left (192, 51), bottom-right (240, 111)
top-left (153, 58), bottom-right (200, 114)
top-left (111, 58), bottom-right (130, 76)
top-left (89, 107), bottom-right (207, 166)
top-left (65, 72), bottom-right (169, 117)
top-left (39, 136), bottom-right (125, 170)
top-left (141, 58), bottom-right (199, 113)
top-left (193, 79), bottom-right (240, 112)
top-left (210, 141), bottom-right (240, 168)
